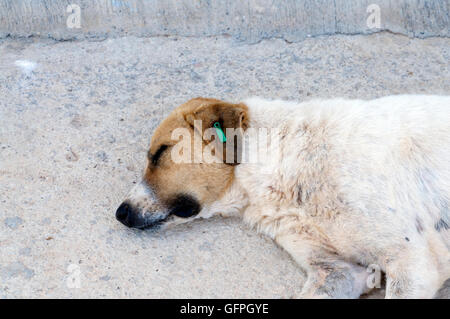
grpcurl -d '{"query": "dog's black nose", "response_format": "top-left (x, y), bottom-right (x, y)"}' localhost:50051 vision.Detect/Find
top-left (116, 202), bottom-right (132, 226)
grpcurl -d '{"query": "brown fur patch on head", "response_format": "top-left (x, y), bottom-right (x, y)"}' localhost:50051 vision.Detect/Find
top-left (143, 97), bottom-right (248, 212)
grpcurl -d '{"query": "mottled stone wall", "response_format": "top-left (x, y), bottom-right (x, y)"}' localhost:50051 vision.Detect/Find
top-left (0, 0), bottom-right (449, 42)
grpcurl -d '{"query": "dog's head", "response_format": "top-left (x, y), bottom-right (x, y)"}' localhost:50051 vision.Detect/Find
top-left (116, 97), bottom-right (248, 230)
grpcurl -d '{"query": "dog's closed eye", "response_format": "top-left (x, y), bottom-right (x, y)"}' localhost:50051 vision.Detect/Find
top-left (149, 144), bottom-right (168, 165)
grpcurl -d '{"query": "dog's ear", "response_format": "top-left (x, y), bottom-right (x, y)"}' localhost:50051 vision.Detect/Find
top-left (184, 99), bottom-right (248, 132)
top-left (184, 99), bottom-right (248, 165)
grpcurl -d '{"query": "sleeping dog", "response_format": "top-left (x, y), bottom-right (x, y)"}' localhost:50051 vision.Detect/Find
top-left (116, 95), bottom-right (449, 298)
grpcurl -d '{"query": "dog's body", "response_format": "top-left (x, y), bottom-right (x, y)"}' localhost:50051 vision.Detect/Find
top-left (117, 95), bottom-right (450, 298)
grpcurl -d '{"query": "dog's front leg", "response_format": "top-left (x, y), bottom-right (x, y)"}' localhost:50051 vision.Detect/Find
top-left (384, 250), bottom-right (441, 298)
top-left (276, 234), bottom-right (371, 298)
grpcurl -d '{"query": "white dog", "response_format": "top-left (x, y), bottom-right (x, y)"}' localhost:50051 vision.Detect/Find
top-left (116, 95), bottom-right (449, 298)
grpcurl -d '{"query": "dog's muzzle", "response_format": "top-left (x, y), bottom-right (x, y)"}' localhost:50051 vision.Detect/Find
top-left (116, 181), bottom-right (202, 229)
top-left (116, 181), bottom-right (168, 229)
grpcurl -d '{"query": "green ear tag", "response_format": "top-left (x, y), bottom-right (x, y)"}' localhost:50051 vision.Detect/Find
top-left (213, 122), bottom-right (227, 142)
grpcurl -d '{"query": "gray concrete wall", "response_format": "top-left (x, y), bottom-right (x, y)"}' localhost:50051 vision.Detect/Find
top-left (0, 0), bottom-right (449, 42)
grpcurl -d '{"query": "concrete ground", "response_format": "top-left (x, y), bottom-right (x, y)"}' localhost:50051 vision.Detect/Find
top-left (0, 33), bottom-right (449, 298)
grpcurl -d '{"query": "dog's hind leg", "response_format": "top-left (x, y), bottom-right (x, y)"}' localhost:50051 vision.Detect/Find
top-left (276, 234), bottom-right (372, 299)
